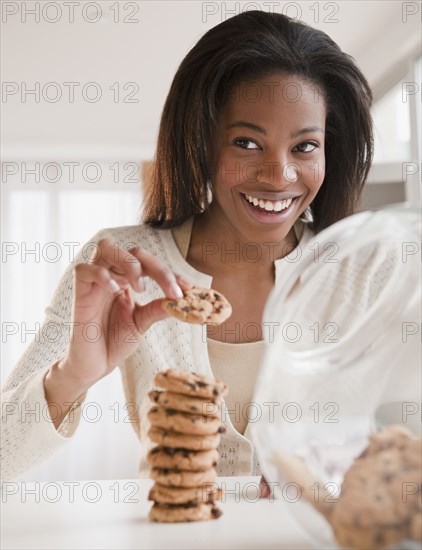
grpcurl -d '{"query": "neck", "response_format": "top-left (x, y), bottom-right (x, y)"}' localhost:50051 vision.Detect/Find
top-left (188, 209), bottom-right (299, 274)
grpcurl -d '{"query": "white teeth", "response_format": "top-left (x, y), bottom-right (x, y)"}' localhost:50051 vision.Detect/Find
top-left (244, 194), bottom-right (294, 212)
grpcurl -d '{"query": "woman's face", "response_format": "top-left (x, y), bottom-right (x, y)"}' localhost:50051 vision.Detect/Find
top-left (209, 72), bottom-right (326, 244)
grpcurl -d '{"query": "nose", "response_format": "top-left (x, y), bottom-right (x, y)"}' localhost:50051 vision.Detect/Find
top-left (257, 154), bottom-right (299, 188)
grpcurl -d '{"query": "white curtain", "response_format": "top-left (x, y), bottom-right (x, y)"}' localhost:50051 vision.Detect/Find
top-left (2, 162), bottom-right (144, 480)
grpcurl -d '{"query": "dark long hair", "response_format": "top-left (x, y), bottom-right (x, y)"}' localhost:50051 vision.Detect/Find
top-left (143, 11), bottom-right (373, 233)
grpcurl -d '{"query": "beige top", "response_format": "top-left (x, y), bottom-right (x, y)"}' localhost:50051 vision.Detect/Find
top-left (207, 338), bottom-right (264, 435)
top-left (171, 220), bottom-right (269, 436)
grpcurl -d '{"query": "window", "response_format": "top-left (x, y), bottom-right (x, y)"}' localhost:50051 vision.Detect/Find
top-left (1, 164), bottom-right (143, 479)
top-left (372, 80), bottom-right (411, 164)
top-left (364, 55), bottom-right (421, 209)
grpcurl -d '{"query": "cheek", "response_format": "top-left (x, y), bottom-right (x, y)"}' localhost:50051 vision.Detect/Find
top-left (213, 157), bottom-right (241, 189)
top-left (302, 156), bottom-right (325, 194)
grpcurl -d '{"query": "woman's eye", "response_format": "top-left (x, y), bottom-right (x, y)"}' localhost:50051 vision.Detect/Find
top-left (234, 138), bottom-right (259, 150)
top-left (295, 142), bottom-right (318, 153)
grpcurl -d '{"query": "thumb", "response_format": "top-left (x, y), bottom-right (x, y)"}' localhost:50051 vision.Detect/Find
top-left (133, 298), bottom-right (170, 334)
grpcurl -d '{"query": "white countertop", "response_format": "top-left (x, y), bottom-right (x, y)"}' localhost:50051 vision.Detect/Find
top-left (1, 476), bottom-right (316, 549)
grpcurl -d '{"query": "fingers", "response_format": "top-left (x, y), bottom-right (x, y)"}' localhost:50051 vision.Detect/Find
top-left (132, 298), bottom-right (170, 334)
top-left (175, 273), bottom-right (194, 292)
top-left (128, 247), bottom-right (187, 300)
top-left (88, 239), bottom-right (144, 293)
top-left (87, 239), bottom-right (192, 300)
top-left (74, 263), bottom-right (126, 295)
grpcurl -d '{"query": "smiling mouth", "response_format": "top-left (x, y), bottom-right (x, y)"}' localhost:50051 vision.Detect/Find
top-left (240, 193), bottom-right (295, 213)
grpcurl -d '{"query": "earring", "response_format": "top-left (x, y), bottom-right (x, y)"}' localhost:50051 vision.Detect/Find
top-left (206, 181), bottom-right (213, 204)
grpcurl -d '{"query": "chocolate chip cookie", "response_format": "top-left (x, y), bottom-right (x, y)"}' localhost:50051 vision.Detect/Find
top-left (148, 390), bottom-right (221, 417)
top-left (148, 482), bottom-right (222, 504)
top-left (149, 502), bottom-right (223, 523)
top-left (148, 406), bottom-right (224, 436)
top-left (163, 287), bottom-right (232, 325)
top-left (147, 447), bottom-right (219, 471)
top-left (330, 426), bottom-right (422, 549)
top-left (151, 467), bottom-right (218, 488)
top-left (148, 427), bottom-right (221, 451)
top-left (154, 368), bottom-right (228, 399)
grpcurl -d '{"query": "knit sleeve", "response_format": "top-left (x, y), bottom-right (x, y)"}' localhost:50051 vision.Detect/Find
top-left (0, 228), bottom-right (108, 481)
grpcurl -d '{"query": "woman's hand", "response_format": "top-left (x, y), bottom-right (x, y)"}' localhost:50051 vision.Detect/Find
top-left (54, 238), bottom-right (191, 391)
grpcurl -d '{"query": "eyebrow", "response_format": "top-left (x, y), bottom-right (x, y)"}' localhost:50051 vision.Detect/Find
top-left (226, 121), bottom-right (325, 137)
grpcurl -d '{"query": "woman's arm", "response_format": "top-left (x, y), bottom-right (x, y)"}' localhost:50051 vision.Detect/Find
top-left (1, 227), bottom-right (189, 481)
top-left (0, 233), bottom-right (100, 481)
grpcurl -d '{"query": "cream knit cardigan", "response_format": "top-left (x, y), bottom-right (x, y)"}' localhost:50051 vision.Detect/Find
top-left (1, 216), bottom-right (405, 480)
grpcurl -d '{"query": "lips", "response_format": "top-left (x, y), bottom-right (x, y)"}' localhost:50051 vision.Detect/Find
top-left (242, 193), bottom-right (293, 212)
top-left (240, 191), bottom-right (299, 224)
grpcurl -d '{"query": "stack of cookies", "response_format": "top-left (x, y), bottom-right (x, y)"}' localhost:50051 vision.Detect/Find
top-left (147, 368), bottom-right (228, 523)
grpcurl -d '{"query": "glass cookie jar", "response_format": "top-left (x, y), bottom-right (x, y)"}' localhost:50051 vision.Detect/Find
top-left (250, 205), bottom-right (421, 549)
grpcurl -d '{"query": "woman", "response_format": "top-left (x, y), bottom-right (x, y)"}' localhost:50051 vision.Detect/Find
top-left (1, 11), bottom-right (373, 480)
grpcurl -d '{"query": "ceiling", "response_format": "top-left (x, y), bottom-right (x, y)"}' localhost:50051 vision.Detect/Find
top-left (2, 0), bottom-right (420, 160)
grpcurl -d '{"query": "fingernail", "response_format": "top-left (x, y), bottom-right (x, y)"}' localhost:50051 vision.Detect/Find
top-left (171, 282), bottom-right (184, 299)
top-left (109, 278), bottom-right (121, 293)
top-left (137, 276), bottom-right (145, 293)
top-left (176, 274), bottom-right (193, 288)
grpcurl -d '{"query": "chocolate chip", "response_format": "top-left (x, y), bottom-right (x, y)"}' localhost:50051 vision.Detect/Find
top-left (353, 515), bottom-right (360, 528)
top-left (383, 472), bottom-right (395, 482)
top-left (164, 501), bottom-right (197, 509)
top-left (197, 381), bottom-right (208, 388)
top-left (213, 388), bottom-right (219, 396)
top-left (165, 409), bottom-right (177, 416)
top-left (217, 425), bottom-right (226, 433)
top-left (374, 532), bottom-right (385, 546)
top-left (163, 447), bottom-right (177, 456)
top-left (211, 507), bottom-right (222, 518)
